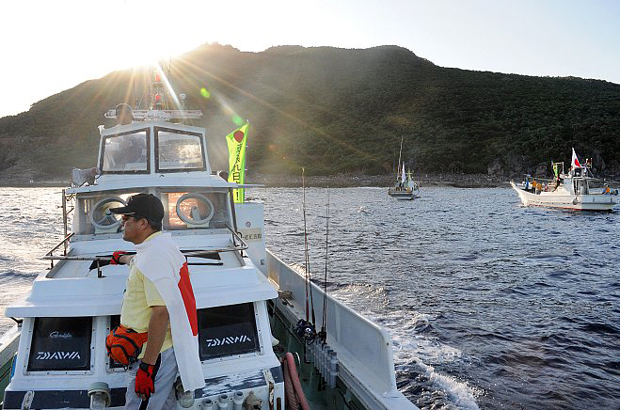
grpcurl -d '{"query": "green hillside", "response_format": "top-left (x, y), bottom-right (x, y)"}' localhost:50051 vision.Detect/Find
top-left (1, 44), bottom-right (619, 183)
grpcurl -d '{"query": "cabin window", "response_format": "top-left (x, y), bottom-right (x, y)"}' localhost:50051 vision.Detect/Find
top-left (155, 127), bottom-right (205, 172)
top-left (161, 191), bottom-right (231, 230)
top-left (28, 317), bottom-right (92, 371)
top-left (197, 303), bottom-right (260, 360)
top-left (101, 129), bottom-right (149, 173)
top-left (75, 191), bottom-right (143, 235)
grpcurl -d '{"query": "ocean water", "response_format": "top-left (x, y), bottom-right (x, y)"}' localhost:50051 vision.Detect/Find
top-left (1, 187), bottom-right (619, 409)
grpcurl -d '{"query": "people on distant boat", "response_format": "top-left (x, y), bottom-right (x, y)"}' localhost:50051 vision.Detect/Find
top-left (602, 185), bottom-right (611, 195)
top-left (107, 194), bottom-right (204, 407)
top-left (553, 176), bottom-right (560, 191)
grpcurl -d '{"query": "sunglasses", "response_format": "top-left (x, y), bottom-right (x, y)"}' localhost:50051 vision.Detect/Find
top-left (121, 214), bottom-right (145, 222)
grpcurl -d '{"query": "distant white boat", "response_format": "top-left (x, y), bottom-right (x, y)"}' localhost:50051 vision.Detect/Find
top-left (388, 138), bottom-right (420, 200)
top-left (511, 148), bottom-right (618, 211)
top-left (388, 168), bottom-right (420, 200)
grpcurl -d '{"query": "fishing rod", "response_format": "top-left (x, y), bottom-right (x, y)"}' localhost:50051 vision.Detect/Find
top-left (295, 168), bottom-right (318, 364)
top-left (301, 168), bottom-right (316, 326)
top-left (302, 168), bottom-right (310, 323)
top-left (319, 190), bottom-right (330, 343)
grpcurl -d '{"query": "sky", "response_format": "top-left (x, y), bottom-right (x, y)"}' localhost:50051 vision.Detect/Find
top-left (1, 0), bottom-right (619, 119)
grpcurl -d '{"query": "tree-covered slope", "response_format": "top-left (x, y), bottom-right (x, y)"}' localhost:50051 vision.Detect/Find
top-left (1, 44), bottom-right (618, 182)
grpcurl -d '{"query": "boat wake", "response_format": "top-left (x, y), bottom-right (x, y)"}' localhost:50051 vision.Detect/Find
top-left (331, 285), bottom-right (481, 410)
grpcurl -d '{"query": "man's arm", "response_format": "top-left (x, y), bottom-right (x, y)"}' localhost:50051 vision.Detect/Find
top-left (141, 306), bottom-right (169, 365)
top-left (119, 254), bottom-right (134, 265)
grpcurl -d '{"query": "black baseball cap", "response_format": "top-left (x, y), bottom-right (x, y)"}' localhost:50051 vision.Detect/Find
top-left (110, 193), bottom-right (164, 222)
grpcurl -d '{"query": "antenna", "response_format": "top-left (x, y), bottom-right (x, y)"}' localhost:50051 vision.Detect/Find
top-left (397, 136), bottom-right (404, 180)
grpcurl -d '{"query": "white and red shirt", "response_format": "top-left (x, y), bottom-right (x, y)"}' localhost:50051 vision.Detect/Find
top-left (133, 232), bottom-right (204, 391)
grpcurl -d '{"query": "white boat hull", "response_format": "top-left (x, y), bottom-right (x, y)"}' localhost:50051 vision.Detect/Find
top-left (0, 326), bottom-right (20, 393)
top-left (388, 188), bottom-right (420, 200)
top-left (510, 181), bottom-right (617, 211)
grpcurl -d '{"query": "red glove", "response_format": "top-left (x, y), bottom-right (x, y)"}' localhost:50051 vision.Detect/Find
top-left (110, 251), bottom-right (127, 265)
top-left (135, 361), bottom-right (157, 398)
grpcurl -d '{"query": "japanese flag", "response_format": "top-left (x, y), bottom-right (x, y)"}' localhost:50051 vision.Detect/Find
top-left (571, 147), bottom-right (582, 169)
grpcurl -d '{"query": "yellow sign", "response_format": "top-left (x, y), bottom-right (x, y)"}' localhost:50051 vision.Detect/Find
top-left (225, 123), bottom-right (249, 203)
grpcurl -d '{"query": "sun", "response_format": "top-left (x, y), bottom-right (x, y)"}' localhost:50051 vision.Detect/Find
top-left (93, 0), bottom-right (208, 72)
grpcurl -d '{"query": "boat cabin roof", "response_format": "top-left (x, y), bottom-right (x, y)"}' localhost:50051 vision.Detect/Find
top-left (64, 120), bottom-right (237, 192)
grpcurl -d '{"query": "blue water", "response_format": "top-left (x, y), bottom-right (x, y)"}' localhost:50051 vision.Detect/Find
top-left (1, 187), bottom-right (619, 409)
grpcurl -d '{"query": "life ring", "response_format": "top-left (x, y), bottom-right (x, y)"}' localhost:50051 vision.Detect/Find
top-left (91, 197), bottom-right (127, 230)
top-left (175, 193), bottom-right (215, 226)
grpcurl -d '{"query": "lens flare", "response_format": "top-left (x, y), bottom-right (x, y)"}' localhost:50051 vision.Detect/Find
top-left (200, 87), bottom-right (211, 99)
top-left (232, 115), bottom-right (244, 126)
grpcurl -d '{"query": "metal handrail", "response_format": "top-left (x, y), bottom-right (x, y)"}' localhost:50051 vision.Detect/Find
top-left (44, 233), bottom-right (75, 268)
top-left (44, 233), bottom-right (75, 258)
top-left (42, 225), bottom-right (248, 262)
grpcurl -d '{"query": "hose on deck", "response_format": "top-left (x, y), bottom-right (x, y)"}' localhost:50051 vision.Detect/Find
top-left (281, 352), bottom-right (310, 410)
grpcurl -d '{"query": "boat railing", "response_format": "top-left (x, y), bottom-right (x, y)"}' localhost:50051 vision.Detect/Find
top-left (104, 109), bottom-right (203, 121)
top-left (44, 233), bottom-right (75, 266)
top-left (266, 251), bottom-right (417, 408)
top-left (42, 225), bottom-right (248, 275)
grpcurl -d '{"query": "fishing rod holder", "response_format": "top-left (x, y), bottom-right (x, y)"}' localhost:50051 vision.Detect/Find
top-left (306, 339), bottom-right (339, 390)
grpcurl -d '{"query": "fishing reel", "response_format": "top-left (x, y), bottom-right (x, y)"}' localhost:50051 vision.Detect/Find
top-left (294, 320), bottom-right (316, 345)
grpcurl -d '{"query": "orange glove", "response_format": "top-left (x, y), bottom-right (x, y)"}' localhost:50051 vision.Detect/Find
top-left (135, 361), bottom-right (157, 398)
top-left (110, 251), bottom-right (127, 265)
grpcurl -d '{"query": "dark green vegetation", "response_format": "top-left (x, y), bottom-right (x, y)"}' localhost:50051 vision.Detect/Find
top-left (1, 44), bottom-right (619, 183)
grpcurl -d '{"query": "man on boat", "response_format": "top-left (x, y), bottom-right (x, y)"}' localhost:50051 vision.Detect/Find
top-left (109, 193), bottom-right (204, 408)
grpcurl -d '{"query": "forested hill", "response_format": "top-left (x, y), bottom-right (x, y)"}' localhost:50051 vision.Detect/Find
top-left (1, 43), bottom-right (619, 183)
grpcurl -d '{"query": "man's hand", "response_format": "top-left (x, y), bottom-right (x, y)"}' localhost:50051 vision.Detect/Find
top-left (135, 361), bottom-right (157, 399)
top-left (136, 306), bottom-right (168, 400)
top-left (110, 251), bottom-right (128, 265)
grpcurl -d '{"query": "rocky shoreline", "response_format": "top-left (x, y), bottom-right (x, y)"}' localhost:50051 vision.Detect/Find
top-left (255, 172), bottom-right (620, 188)
top-left (249, 172), bottom-right (512, 188)
top-left (2, 172), bottom-right (617, 189)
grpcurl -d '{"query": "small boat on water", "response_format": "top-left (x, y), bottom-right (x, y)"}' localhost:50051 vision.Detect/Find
top-left (511, 149), bottom-right (618, 211)
top-left (0, 70), bottom-right (417, 409)
top-left (388, 138), bottom-right (420, 200)
top-left (387, 168), bottom-right (420, 200)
